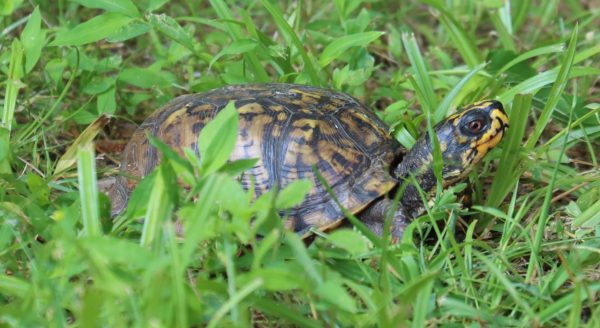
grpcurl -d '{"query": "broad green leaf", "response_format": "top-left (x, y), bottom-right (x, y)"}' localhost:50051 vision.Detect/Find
top-left (20, 7), bottom-right (46, 73)
top-left (118, 67), bottom-right (173, 88)
top-left (316, 280), bottom-right (357, 313)
top-left (97, 87), bottom-right (116, 115)
top-left (70, 0), bottom-right (140, 17)
top-left (209, 39), bottom-right (258, 68)
top-left (328, 229), bottom-right (370, 255)
top-left (147, 13), bottom-right (195, 52)
top-left (243, 268), bottom-right (304, 291)
top-left (106, 21), bottom-right (150, 42)
top-left (51, 13), bottom-right (133, 46)
top-left (27, 173), bottom-right (49, 206)
top-left (146, 0), bottom-right (168, 11)
top-left (220, 158), bottom-right (259, 177)
top-left (198, 101), bottom-right (239, 175)
top-left (0, 0), bottom-right (23, 16)
top-left (82, 76), bottom-right (116, 95)
top-left (116, 171), bottom-right (157, 223)
top-left (276, 180), bottom-right (313, 209)
top-left (319, 31), bottom-right (384, 67)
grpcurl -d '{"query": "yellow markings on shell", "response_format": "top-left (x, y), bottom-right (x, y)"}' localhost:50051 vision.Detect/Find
top-left (339, 111), bottom-right (382, 147)
top-left (317, 140), bottom-right (360, 176)
top-left (231, 113), bottom-right (273, 196)
top-left (270, 104), bottom-right (286, 112)
top-left (290, 88), bottom-right (322, 104)
top-left (237, 102), bottom-right (264, 114)
top-left (291, 119), bottom-right (317, 139)
top-left (271, 125), bottom-right (282, 137)
top-left (319, 120), bottom-right (337, 136)
top-left (276, 112), bottom-right (287, 121)
top-left (162, 106), bottom-right (189, 127)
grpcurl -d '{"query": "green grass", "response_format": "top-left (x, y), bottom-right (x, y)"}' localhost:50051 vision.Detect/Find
top-left (1, 0), bottom-right (600, 326)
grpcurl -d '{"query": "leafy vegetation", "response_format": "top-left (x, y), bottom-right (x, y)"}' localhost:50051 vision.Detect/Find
top-left (1, 0), bottom-right (599, 326)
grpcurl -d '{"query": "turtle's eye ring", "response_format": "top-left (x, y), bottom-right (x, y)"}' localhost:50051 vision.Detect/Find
top-left (467, 119), bottom-right (484, 133)
top-left (459, 114), bottom-right (489, 136)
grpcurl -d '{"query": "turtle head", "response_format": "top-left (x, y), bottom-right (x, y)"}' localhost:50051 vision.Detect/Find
top-left (435, 100), bottom-right (509, 185)
top-left (394, 100), bottom-right (508, 215)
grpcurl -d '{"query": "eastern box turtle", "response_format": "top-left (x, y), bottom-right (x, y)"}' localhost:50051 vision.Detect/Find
top-left (109, 84), bottom-right (508, 238)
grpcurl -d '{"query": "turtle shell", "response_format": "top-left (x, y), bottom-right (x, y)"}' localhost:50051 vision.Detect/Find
top-left (112, 84), bottom-right (404, 233)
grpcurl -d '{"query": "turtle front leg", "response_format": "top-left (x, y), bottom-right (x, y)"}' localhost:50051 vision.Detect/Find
top-left (358, 197), bottom-right (409, 241)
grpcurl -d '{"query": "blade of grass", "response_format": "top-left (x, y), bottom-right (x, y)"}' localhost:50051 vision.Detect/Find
top-left (222, 239), bottom-right (240, 322)
top-left (166, 223), bottom-right (187, 328)
top-left (77, 143), bottom-right (102, 236)
top-left (567, 284), bottom-right (582, 327)
top-left (539, 282), bottom-right (600, 323)
top-left (489, 6), bottom-right (516, 51)
top-left (2, 39), bottom-right (23, 131)
top-left (209, 0), bottom-right (270, 82)
top-left (473, 250), bottom-right (536, 320)
top-left (526, 84), bottom-right (575, 282)
top-left (259, 0), bottom-right (320, 85)
top-left (525, 24), bottom-right (578, 149)
top-left (251, 297), bottom-right (321, 328)
top-left (19, 49), bottom-right (80, 142)
top-left (437, 11), bottom-right (481, 67)
top-left (410, 273), bottom-right (434, 328)
top-left (496, 43), bottom-right (564, 75)
top-left (434, 63), bottom-right (485, 123)
top-left (206, 278), bottom-right (263, 328)
top-left (401, 30), bottom-right (437, 115)
top-left (285, 232), bottom-right (322, 285)
top-left (140, 163), bottom-right (175, 248)
top-left (572, 200), bottom-right (600, 227)
top-left (318, 31), bottom-right (384, 67)
top-left (496, 67), bottom-right (599, 104)
top-left (485, 94), bottom-right (533, 209)
top-left (0, 275), bottom-right (31, 297)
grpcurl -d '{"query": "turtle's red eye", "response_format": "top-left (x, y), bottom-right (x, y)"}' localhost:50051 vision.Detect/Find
top-left (467, 119), bottom-right (483, 133)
